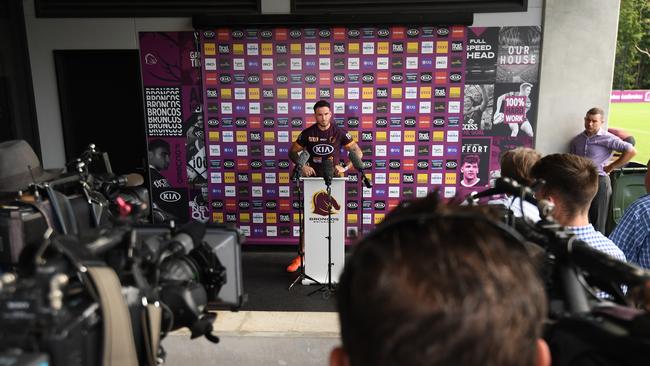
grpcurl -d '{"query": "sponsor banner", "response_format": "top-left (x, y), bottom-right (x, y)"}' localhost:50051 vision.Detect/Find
top-left (610, 90), bottom-right (650, 103)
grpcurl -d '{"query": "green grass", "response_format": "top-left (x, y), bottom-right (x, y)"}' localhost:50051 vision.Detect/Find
top-left (608, 102), bottom-right (650, 164)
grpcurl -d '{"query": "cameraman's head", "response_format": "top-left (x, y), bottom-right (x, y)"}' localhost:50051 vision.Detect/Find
top-left (148, 139), bottom-right (171, 172)
top-left (531, 153), bottom-right (598, 225)
top-left (500, 147), bottom-right (541, 186)
top-left (332, 194), bottom-right (550, 366)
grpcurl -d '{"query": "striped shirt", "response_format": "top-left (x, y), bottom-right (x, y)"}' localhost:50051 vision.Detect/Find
top-left (609, 195), bottom-right (650, 269)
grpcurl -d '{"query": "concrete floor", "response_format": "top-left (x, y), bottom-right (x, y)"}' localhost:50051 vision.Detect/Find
top-left (163, 311), bottom-right (340, 366)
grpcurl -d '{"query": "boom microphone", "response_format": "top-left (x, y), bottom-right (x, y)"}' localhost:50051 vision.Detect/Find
top-left (110, 173), bottom-right (145, 187)
top-left (468, 177), bottom-right (537, 204)
top-left (349, 151), bottom-right (372, 189)
top-left (323, 159), bottom-right (334, 186)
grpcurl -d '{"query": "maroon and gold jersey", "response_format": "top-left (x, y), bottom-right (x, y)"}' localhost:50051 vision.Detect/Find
top-left (296, 123), bottom-right (353, 177)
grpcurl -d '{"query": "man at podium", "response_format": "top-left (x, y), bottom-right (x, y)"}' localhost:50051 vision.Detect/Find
top-left (286, 100), bottom-right (363, 272)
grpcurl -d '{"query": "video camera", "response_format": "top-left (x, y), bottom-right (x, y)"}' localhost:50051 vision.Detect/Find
top-left (0, 144), bottom-right (244, 366)
top-left (467, 178), bottom-right (650, 365)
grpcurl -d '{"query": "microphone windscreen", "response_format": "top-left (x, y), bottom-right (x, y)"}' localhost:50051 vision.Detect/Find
top-left (297, 151), bottom-right (310, 166)
top-left (349, 151), bottom-right (364, 170)
top-left (125, 173), bottom-right (144, 187)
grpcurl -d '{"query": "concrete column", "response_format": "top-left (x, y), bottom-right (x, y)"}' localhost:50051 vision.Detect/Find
top-left (535, 0), bottom-right (621, 155)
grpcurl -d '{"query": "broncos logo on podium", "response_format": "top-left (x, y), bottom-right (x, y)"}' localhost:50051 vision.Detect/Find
top-left (311, 190), bottom-right (341, 216)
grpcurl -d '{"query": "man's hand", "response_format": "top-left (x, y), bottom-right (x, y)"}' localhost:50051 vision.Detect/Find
top-left (335, 165), bottom-right (347, 177)
top-left (301, 165), bottom-right (316, 177)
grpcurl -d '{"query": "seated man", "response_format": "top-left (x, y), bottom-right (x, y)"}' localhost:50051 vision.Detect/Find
top-left (332, 194), bottom-right (550, 366)
top-left (609, 159), bottom-right (650, 268)
top-left (531, 154), bottom-right (626, 262)
top-left (490, 147), bottom-right (542, 222)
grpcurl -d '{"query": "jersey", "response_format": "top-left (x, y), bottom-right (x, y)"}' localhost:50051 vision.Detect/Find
top-left (296, 123), bottom-right (353, 177)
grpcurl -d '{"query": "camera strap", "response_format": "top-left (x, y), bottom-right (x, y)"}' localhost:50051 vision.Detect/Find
top-left (86, 266), bottom-right (139, 366)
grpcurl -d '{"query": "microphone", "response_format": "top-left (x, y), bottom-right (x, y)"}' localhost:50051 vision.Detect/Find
top-left (323, 159), bottom-right (334, 186)
top-left (110, 173), bottom-right (145, 187)
top-left (292, 152), bottom-right (310, 181)
top-left (467, 177), bottom-right (538, 204)
top-left (349, 151), bottom-right (372, 189)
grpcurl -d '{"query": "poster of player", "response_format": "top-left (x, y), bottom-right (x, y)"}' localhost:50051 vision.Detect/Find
top-left (491, 82), bottom-right (538, 140)
top-left (466, 27), bottom-right (499, 83)
top-left (495, 26), bottom-right (541, 83)
top-left (463, 84), bottom-right (494, 135)
top-left (460, 137), bottom-right (491, 189)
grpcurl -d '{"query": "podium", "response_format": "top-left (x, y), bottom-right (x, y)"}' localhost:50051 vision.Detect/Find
top-left (301, 177), bottom-right (346, 285)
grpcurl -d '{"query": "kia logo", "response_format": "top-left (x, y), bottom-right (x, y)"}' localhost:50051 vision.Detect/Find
top-left (232, 31), bottom-right (244, 38)
top-left (362, 74), bottom-right (374, 83)
top-left (347, 201), bottom-right (358, 209)
top-left (203, 31), bottom-right (215, 38)
top-left (304, 74), bottom-right (317, 83)
top-left (248, 75), bottom-right (260, 83)
top-left (348, 29), bottom-right (360, 37)
top-left (223, 160), bottom-right (235, 168)
top-left (389, 161), bottom-right (401, 169)
top-left (291, 118), bottom-right (303, 127)
top-left (433, 118), bottom-right (445, 126)
top-left (446, 161), bottom-right (458, 169)
top-left (212, 200), bottom-right (223, 209)
top-left (437, 28), bottom-right (450, 36)
top-left (208, 118), bottom-right (219, 127)
top-left (391, 74), bottom-right (403, 82)
top-left (348, 118), bottom-right (359, 127)
top-left (407, 28), bottom-right (420, 37)
top-left (219, 75), bottom-right (232, 83)
top-left (290, 30), bottom-right (301, 38)
top-left (333, 74), bottom-right (346, 83)
top-left (377, 29), bottom-right (390, 37)
top-left (404, 118), bottom-right (416, 126)
top-left (374, 202), bottom-right (386, 209)
top-left (263, 118), bottom-right (275, 127)
top-left (250, 160), bottom-right (263, 168)
top-left (235, 118), bottom-right (247, 127)
top-left (266, 201), bottom-right (277, 209)
top-left (417, 161), bottom-right (429, 169)
top-left (319, 30), bottom-right (331, 38)
top-left (260, 30), bottom-right (272, 38)
top-left (450, 73), bottom-right (462, 82)
top-left (421, 74), bottom-right (433, 82)
top-left (363, 161), bottom-right (373, 169)
top-left (276, 75), bottom-right (288, 83)
top-left (239, 201), bottom-right (250, 209)
top-left (160, 191), bottom-right (181, 202)
top-left (278, 160), bottom-right (290, 168)
top-left (313, 144), bottom-right (334, 155)
top-left (376, 119), bottom-right (388, 126)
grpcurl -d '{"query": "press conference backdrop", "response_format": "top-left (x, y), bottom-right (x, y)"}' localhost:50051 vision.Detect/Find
top-left (139, 26), bottom-right (541, 245)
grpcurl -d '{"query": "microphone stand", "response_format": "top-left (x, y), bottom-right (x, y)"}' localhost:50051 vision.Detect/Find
top-left (309, 174), bottom-right (336, 298)
top-left (289, 166), bottom-right (321, 290)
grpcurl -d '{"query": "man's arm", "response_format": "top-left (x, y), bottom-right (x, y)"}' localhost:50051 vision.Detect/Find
top-left (604, 146), bottom-right (637, 174)
top-left (336, 142), bottom-right (362, 175)
top-left (290, 141), bottom-right (316, 177)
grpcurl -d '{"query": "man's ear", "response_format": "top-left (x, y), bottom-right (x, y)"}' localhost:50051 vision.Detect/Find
top-left (536, 339), bottom-right (551, 366)
top-left (330, 346), bottom-right (350, 366)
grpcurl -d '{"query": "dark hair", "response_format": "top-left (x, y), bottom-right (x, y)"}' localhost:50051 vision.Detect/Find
top-left (313, 100), bottom-right (331, 112)
top-left (462, 154), bottom-right (480, 165)
top-left (500, 147), bottom-right (541, 186)
top-left (337, 194), bottom-right (547, 366)
top-left (531, 153), bottom-right (598, 214)
top-left (148, 139), bottom-right (170, 152)
top-left (585, 107), bottom-right (604, 118)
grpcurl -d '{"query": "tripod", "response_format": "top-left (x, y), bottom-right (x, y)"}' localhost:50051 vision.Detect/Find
top-left (308, 182), bottom-right (336, 298)
top-left (289, 174), bottom-right (320, 290)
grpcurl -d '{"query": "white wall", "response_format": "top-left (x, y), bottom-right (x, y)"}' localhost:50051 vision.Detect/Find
top-left (25, 0), bottom-right (620, 167)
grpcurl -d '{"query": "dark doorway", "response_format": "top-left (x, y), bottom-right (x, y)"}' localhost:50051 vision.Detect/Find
top-left (54, 50), bottom-right (146, 176)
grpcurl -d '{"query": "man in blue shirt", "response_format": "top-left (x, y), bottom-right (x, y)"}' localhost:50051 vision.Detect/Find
top-left (569, 107), bottom-right (637, 233)
top-left (531, 154), bottom-right (626, 262)
top-left (610, 159), bottom-right (650, 268)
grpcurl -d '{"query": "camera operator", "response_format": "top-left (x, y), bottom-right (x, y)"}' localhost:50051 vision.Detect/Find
top-left (332, 194), bottom-right (550, 366)
top-left (530, 154), bottom-right (625, 263)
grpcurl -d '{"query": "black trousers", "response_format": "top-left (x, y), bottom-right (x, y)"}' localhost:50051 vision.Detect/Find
top-left (588, 174), bottom-right (611, 234)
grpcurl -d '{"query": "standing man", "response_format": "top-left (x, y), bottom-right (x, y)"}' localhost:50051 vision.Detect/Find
top-left (286, 100), bottom-right (363, 272)
top-left (609, 159), bottom-right (650, 268)
top-left (569, 107), bottom-right (637, 233)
